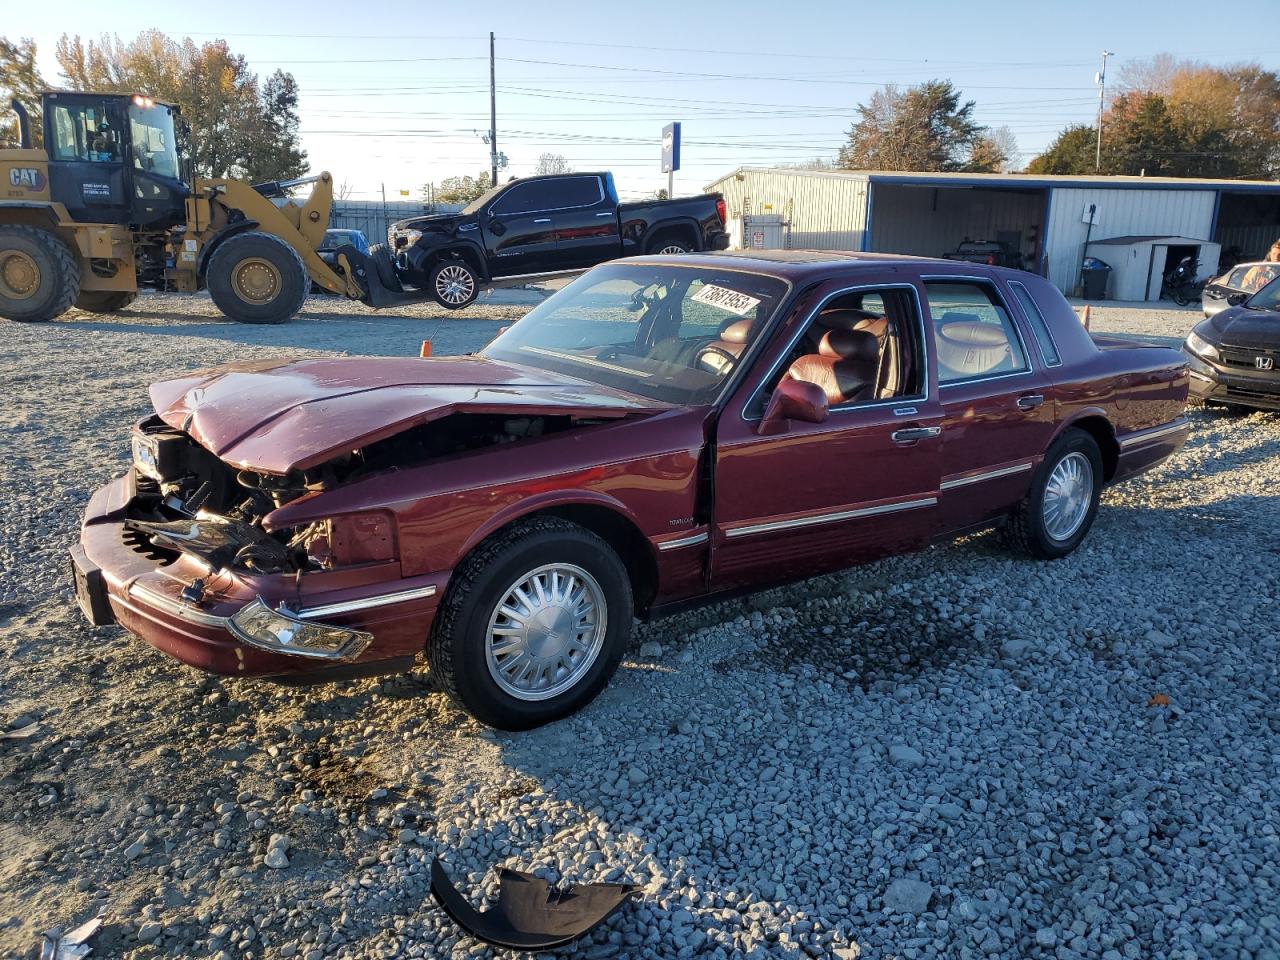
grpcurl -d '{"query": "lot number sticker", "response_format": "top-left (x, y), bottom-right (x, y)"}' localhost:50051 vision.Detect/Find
top-left (691, 284), bottom-right (761, 317)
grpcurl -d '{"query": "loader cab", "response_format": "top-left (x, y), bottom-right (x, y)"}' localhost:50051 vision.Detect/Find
top-left (42, 91), bottom-right (188, 230)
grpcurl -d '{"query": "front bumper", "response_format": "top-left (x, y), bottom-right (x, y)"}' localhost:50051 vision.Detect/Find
top-left (1183, 347), bottom-right (1280, 410)
top-left (74, 474), bottom-right (446, 678)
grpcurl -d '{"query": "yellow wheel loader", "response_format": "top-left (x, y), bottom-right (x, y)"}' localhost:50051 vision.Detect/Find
top-left (0, 91), bottom-right (402, 324)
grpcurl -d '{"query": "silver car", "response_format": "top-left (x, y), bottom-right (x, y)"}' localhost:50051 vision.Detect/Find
top-left (1202, 261), bottom-right (1280, 317)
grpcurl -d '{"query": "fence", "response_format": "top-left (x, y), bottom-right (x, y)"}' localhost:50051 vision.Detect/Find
top-left (327, 200), bottom-right (464, 246)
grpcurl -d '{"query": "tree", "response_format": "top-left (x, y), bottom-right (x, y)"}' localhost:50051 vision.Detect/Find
top-left (838, 80), bottom-right (989, 172)
top-left (0, 37), bottom-right (46, 147)
top-left (969, 126), bottom-right (1019, 173)
top-left (1026, 125), bottom-right (1096, 175)
top-left (534, 152), bottom-right (571, 175)
top-left (431, 172), bottom-right (493, 204)
top-left (54, 30), bottom-right (307, 181)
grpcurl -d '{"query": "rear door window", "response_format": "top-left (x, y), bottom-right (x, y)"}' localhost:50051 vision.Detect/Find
top-left (538, 176), bottom-right (603, 210)
top-left (924, 280), bottom-right (1029, 384)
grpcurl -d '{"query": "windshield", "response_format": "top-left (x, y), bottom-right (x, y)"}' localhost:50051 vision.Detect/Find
top-left (128, 103), bottom-right (180, 179)
top-left (461, 183), bottom-right (505, 215)
top-left (1246, 275), bottom-right (1280, 311)
top-left (482, 262), bottom-right (789, 404)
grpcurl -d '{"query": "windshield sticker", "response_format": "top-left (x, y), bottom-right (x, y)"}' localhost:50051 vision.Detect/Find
top-left (691, 284), bottom-right (762, 316)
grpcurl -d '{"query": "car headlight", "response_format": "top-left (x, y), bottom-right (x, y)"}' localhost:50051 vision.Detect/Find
top-left (1185, 331), bottom-right (1218, 360)
top-left (227, 598), bottom-right (373, 661)
top-left (396, 229), bottom-right (423, 250)
top-left (132, 432), bottom-right (160, 480)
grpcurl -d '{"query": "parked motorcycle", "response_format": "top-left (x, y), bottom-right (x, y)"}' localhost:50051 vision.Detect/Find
top-left (1162, 256), bottom-right (1206, 306)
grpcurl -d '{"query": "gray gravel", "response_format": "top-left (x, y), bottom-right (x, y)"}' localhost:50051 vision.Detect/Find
top-left (1, 294), bottom-right (1278, 960)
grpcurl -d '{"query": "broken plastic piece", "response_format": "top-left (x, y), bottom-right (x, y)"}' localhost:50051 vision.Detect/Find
top-left (41, 911), bottom-right (104, 960)
top-left (429, 857), bottom-right (636, 950)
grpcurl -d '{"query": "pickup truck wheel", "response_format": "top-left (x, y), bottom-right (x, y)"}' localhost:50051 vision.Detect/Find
top-left (647, 233), bottom-right (690, 255)
top-left (428, 517), bottom-right (632, 730)
top-left (429, 260), bottom-right (479, 309)
top-left (0, 225), bottom-right (80, 322)
top-left (207, 232), bottom-right (308, 324)
top-left (1004, 429), bottom-right (1103, 560)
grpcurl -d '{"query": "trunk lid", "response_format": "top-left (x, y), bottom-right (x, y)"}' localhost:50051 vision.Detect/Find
top-left (150, 355), bottom-right (663, 475)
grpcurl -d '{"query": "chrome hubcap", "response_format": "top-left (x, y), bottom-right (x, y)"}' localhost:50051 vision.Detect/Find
top-left (485, 563), bottom-right (606, 701)
top-left (435, 264), bottom-right (475, 304)
top-left (1042, 451), bottom-right (1093, 541)
top-left (657, 244), bottom-right (687, 255)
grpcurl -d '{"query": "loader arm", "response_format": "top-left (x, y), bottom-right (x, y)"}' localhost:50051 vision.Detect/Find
top-left (192, 171), bottom-right (359, 297)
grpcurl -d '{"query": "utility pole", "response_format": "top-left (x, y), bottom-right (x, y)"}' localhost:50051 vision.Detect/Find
top-left (489, 32), bottom-right (498, 187)
top-left (1095, 50), bottom-right (1112, 172)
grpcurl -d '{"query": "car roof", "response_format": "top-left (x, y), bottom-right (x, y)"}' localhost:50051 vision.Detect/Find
top-left (622, 248), bottom-right (1012, 282)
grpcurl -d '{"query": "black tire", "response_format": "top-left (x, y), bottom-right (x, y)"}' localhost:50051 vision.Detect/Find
top-left (646, 231), bottom-right (692, 255)
top-left (0, 225), bottom-right (80, 322)
top-left (74, 290), bottom-right (137, 313)
top-left (1173, 290), bottom-right (1191, 306)
top-left (428, 258), bottom-right (479, 309)
top-left (367, 243), bottom-right (402, 292)
top-left (428, 517), bottom-right (633, 730)
top-left (206, 231), bottom-right (308, 324)
top-left (1004, 428), bottom-right (1104, 560)
top-left (1223, 403), bottom-right (1256, 416)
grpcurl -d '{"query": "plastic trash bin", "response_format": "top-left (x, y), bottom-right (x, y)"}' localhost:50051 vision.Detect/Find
top-left (1081, 258), bottom-right (1111, 300)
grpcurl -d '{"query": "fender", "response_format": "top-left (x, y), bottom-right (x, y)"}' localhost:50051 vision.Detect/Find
top-left (456, 488), bottom-right (653, 564)
top-left (639, 215), bottom-right (703, 252)
top-left (195, 219), bottom-right (260, 278)
top-left (416, 240), bottom-right (490, 281)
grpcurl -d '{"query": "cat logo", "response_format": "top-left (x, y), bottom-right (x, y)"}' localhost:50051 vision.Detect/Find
top-left (8, 167), bottom-right (47, 191)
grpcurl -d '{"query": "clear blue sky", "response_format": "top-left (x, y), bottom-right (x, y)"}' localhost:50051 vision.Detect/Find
top-left (7, 0), bottom-right (1278, 200)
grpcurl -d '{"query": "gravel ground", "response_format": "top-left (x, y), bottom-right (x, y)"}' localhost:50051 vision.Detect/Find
top-left (1, 294), bottom-right (1278, 960)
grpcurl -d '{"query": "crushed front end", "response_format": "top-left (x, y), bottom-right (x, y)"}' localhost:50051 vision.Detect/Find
top-left (71, 415), bottom-right (441, 679)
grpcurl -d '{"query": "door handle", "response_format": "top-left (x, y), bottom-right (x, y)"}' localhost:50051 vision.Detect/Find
top-left (891, 426), bottom-right (941, 444)
top-left (1016, 394), bottom-right (1045, 411)
top-left (533, 218), bottom-right (551, 224)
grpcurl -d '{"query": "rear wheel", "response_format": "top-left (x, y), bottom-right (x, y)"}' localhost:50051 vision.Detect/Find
top-left (428, 517), bottom-right (632, 730)
top-left (0, 225), bottom-right (80, 322)
top-left (206, 232), bottom-right (308, 324)
top-left (646, 231), bottom-right (692, 255)
top-left (1004, 429), bottom-right (1103, 560)
top-left (74, 290), bottom-right (137, 313)
top-left (429, 258), bottom-right (479, 309)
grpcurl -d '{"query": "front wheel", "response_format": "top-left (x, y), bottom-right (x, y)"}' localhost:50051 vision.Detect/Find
top-left (429, 259), bottom-right (479, 309)
top-left (428, 517), bottom-right (633, 729)
top-left (1004, 429), bottom-right (1103, 560)
top-left (206, 232), bottom-right (309, 324)
top-left (0, 225), bottom-right (80, 322)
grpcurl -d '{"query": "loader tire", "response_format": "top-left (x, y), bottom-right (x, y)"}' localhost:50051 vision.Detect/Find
top-left (74, 290), bottom-right (137, 313)
top-left (0, 225), bottom-right (81, 323)
top-left (207, 231), bottom-right (308, 324)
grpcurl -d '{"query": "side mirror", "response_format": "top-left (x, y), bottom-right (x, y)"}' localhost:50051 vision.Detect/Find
top-left (758, 377), bottom-right (828, 436)
top-left (487, 211), bottom-right (505, 236)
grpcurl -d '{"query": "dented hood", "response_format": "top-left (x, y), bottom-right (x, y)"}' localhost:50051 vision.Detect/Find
top-left (150, 355), bottom-right (662, 475)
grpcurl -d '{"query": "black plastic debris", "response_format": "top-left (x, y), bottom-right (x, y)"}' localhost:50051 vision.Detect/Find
top-left (430, 858), bottom-right (636, 951)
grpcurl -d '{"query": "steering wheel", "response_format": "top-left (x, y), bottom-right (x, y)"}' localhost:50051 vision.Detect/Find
top-left (696, 345), bottom-right (740, 375)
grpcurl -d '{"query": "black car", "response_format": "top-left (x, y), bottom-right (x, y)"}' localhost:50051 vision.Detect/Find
top-left (1201, 261), bottom-right (1279, 318)
top-left (943, 239), bottom-right (1022, 269)
top-left (388, 172), bottom-right (729, 309)
top-left (1183, 276), bottom-right (1280, 412)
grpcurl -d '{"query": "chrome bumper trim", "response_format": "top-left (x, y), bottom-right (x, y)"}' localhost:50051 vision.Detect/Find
top-left (655, 531), bottom-right (709, 552)
top-left (1118, 417), bottom-right (1189, 450)
top-left (725, 496), bottom-right (937, 539)
top-left (127, 583), bottom-right (438, 629)
top-left (129, 583), bottom-right (228, 627)
top-left (297, 584), bottom-right (437, 618)
top-left (940, 461), bottom-right (1034, 491)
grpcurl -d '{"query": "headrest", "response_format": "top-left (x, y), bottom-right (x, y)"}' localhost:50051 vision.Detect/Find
top-left (817, 308), bottom-right (882, 332)
top-left (853, 316), bottom-right (888, 339)
top-left (818, 328), bottom-right (879, 362)
top-left (939, 321), bottom-right (1010, 347)
top-left (718, 318), bottom-right (753, 344)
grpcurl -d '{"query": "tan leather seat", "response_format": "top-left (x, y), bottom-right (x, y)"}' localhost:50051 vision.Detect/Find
top-left (785, 328), bottom-right (879, 405)
top-left (935, 318), bottom-right (1013, 378)
top-left (697, 318), bottom-right (754, 375)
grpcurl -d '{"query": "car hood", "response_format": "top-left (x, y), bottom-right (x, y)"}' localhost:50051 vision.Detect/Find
top-left (1206, 307), bottom-right (1280, 349)
top-left (150, 355), bottom-right (664, 475)
top-left (393, 213), bottom-right (465, 232)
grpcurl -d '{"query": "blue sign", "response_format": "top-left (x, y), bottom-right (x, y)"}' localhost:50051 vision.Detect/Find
top-left (661, 122), bottom-right (681, 174)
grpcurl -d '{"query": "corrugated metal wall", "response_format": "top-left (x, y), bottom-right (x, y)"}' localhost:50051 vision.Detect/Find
top-left (328, 200), bottom-right (463, 247)
top-left (707, 170), bottom-right (870, 251)
top-left (1215, 224), bottom-right (1280, 260)
top-left (869, 185), bottom-right (1045, 262)
top-left (1045, 188), bottom-right (1216, 295)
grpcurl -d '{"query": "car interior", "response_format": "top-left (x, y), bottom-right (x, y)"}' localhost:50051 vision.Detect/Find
top-left (769, 290), bottom-right (921, 407)
top-left (924, 281), bottom-right (1027, 383)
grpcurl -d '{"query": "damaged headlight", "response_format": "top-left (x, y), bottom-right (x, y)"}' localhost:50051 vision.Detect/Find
top-left (131, 431), bottom-right (161, 481)
top-left (227, 598), bottom-right (373, 661)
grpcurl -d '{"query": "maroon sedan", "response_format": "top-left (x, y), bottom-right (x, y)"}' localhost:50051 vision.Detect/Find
top-left (72, 252), bottom-right (1190, 729)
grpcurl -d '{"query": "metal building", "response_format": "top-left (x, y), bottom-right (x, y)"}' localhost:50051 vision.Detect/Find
top-left (704, 167), bottom-right (1280, 300)
top-left (327, 200), bottom-right (463, 248)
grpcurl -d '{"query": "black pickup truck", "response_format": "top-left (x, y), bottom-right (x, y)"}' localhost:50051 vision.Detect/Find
top-left (387, 172), bottom-right (729, 308)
